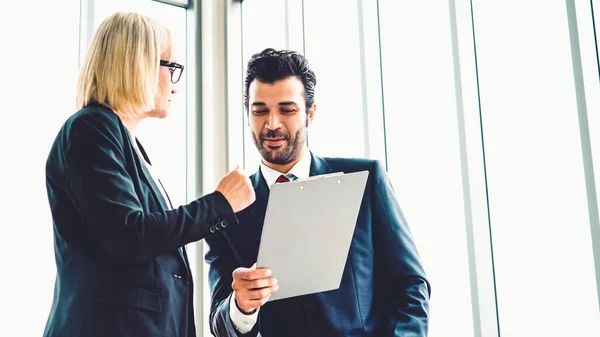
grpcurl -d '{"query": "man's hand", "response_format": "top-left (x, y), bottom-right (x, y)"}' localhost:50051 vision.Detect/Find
top-left (232, 265), bottom-right (279, 314)
top-left (216, 166), bottom-right (256, 213)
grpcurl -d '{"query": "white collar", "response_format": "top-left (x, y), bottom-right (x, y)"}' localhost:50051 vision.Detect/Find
top-left (260, 149), bottom-right (312, 189)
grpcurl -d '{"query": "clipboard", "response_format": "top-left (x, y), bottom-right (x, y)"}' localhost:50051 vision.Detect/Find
top-left (256, 170), bottom-right (369, 301)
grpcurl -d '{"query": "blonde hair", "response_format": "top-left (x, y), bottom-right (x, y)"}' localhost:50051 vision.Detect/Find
top-left (76, 12), bottom-right (172, 117)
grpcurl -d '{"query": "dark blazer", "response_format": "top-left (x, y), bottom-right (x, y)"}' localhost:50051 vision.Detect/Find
top-left (205, 153), bottom-right (430, 337)
top-left (43, 104), bottom-right (237, 337)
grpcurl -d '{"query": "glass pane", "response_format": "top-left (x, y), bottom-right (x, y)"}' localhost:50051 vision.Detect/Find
top-left (379, 1), bottom-right (475, 336)
top-left (472, 1), bottom-right (600, 335)
top-left (241, 0), bottom-right (287, 172)
top-left (302, 0), bottom-right (365, 158)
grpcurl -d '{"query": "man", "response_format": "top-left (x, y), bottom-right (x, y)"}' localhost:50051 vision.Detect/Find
top-left (205, 48), bottom-right (430, 337)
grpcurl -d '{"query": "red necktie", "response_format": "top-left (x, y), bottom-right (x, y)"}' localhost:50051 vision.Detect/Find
top-left (276, 175), bottom-right (291, 183)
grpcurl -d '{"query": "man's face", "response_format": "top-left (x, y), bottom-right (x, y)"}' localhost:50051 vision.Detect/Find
top-left (247, 77), bottom-right (315, 165)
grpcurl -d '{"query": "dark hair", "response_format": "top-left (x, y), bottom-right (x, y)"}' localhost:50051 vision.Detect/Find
top-left (244, 48), bottom-right (317, 112)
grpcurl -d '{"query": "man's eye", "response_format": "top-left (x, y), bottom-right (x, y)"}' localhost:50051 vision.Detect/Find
top-left (281, 109), bottom-right (296, 114)
top-left (253, 110), bottom-right (268, 115)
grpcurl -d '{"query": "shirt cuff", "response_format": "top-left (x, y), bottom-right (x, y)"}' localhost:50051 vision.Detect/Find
top-left (229, 292), bottom-right (259, 333)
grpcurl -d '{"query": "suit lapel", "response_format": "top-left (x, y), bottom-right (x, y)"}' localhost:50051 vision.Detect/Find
top-left (249, 166), bottom-right (271, 222)
top-left (309, 152), bottom-right (334, 176)
top-left (132, 138), bottom-right (171, 211)
top-left (127, 134), bottom-right (188, 266)
top-left (224, 153), bottom-right (333, 267)
top-left (224, 167), bottom-right (270, 267)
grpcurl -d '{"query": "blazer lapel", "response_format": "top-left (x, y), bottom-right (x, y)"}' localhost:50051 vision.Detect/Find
top-left (127, 134), bottom-right (188, 266)
top-left (249, 166), bottom-right (270, 221)
top-left (309, 152), bottom-right (334, 176)
top-left (224, 167), bottom-right (270, 267)
top-left (130, 137), bottom-right (170, 211)
top-left (224, 153), bottom-right (333, 267)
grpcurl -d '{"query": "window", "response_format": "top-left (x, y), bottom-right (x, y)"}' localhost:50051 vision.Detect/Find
top-left (472, 1), bottom-right (600, 335)
top-left (379, 1), bottom-right (475, 336)
top-left (302, 0), bottom-right (366, 158)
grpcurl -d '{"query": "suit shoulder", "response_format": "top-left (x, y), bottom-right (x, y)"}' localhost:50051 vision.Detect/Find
top-left (57, 105), bottom-right (126, 162)
top-left (46, 105), bottom-right (121, 180)
top-left (64, 104), bottom-right (120, 134)
top-left (59, 105), bottom-right (125, 151)
top-left (322, 156), bottom-right (382, 173)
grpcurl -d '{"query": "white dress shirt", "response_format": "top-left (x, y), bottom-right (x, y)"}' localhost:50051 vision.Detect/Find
top-left (230, 148), bottom-right (311, 333)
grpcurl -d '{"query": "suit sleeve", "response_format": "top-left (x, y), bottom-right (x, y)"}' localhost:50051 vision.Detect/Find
top-left (63, 112), bottom-right (238, 266)
top-left (204, 233), bottom-right (260, 337)
top-left (371, 160), bottom-right (431, 336)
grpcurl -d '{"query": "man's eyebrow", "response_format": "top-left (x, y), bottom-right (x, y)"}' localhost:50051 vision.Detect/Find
top-left (251, 102), bottom-right (267, 107)
top-left (279, 101), bottom-right (298, 106)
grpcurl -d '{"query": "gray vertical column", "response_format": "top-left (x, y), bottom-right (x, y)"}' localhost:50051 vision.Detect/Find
top-left (187, 0), bottom-right (204, 334)
top-left (194, 0), bottom-right (244, 334)
top-left (187, 0), bottom-right (202, 208)
top-left (565, 0), bottom-right (600, 313)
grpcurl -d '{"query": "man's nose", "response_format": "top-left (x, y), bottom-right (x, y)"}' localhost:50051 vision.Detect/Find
top-left (265, 113), bottom-right (281, 130)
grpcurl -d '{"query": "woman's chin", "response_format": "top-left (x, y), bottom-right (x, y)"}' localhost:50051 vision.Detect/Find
top-left (147, 108), bottom-right (169, 119)
top-left (157, 108), bottom-right (169, 118)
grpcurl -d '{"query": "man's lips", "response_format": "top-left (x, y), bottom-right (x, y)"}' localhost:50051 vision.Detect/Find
top-left (263, 138), bottom-right (286, 147)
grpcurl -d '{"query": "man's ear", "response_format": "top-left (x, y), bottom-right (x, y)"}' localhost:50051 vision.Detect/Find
top-left (306, 104), bottom-right (317, 127)
top-left (245, 106), bottom-right (250, 126)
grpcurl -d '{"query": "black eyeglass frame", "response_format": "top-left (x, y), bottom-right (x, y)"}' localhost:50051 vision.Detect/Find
top-left (160, 60), bottom-right (184, 84)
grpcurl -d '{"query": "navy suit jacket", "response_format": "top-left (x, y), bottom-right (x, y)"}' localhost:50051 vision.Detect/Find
top-left (43, 104), bottom-right (238, 337)
top-left (205, 153), bottom-right (430, 337)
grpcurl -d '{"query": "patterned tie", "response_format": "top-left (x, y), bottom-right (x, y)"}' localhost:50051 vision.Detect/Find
top-left (276, 174), bottom-right (296, 183)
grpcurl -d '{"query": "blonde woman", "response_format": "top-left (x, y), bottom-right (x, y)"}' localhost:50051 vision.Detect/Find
top-left (43, 12), bottom-right (254, 337)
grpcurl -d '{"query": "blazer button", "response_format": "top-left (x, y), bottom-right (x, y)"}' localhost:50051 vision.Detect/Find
top-left (209, 226), bottom-right (216, 234)
top-left (220, 220), bottom-right (228, 228)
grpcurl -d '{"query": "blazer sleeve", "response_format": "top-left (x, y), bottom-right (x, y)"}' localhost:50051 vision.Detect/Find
top-left (62, 111), bottom-right (238, 266)
top-left (371, 160), bottom-right (431, 336)
top-left (205, 233), bottom-right (260, 337)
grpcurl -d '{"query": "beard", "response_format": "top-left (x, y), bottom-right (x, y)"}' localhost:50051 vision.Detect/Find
top-left (252, 128), bottom-right (306, 165)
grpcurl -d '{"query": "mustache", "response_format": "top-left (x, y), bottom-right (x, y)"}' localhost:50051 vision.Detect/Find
top-left (260, 130), bottom-right (290, 140)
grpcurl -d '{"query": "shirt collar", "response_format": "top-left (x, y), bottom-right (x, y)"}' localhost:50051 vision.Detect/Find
top-left (260, 148), bottom-right (311, 189)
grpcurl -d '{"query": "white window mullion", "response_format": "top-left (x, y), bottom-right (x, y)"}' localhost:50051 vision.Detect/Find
top-left (452, 0), bottom-right (499, 336)
top-left (571, 0), bottom-right (600, 315)
top-left (358, 0), bottom-right (386, 164)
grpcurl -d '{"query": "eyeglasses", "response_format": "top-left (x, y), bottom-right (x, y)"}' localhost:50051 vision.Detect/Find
top-left (160, 60), bottom-right (184, 84)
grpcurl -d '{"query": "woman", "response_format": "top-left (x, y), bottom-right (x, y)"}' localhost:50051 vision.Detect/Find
top-left (43, 12), bottom-right (254, 337)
